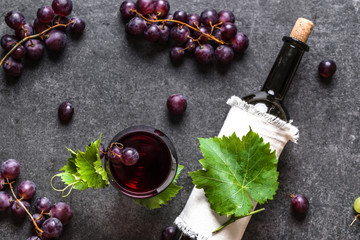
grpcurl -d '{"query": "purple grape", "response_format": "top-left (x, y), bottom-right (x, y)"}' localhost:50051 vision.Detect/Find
top-left (291, 194), bottom-right (309, 214)
top-left (1, 159), bottom-right (20, 180)
top-left (158, 25), bottom-right (170, 44)
top-left (126, 17), bottom-right (147, 35)
top-left (17, 180), bottom-right (36, 200)
top-left (218, 10), bottom-right (235, 23)
top-left (187, 13), bottom-right (200, 28)
top-left (0, 191), bottom-right (12, 211)
top-left (170, 46), bottom-right (185, 61)
top-left (215, 45), bottom-right (234, 64)
top-left (154, 0), bottom-right (170, 17)
top-left (33, 18), bottom-right (49, 34)
top-left (3, 57), bottom-right (23, 77)
top-left (31, 213), bottom-right (45, 228)
top-left (5, 11), bottom-right (26, 30)
top-left (0, 175), bottom-right (4, 190)
top-left (24, 39), bottom-right (44, 60)
top-left (52, 16), bottom-right (70, 31)
top-left (164, 14), bottom-right (175, 28)
top-left (185, 38), bottom-right (197, 53)
top-left (45, 29), bottom-right (67, 52)
top-left (136, 0), bottom-right (155, 15)
top-left (35, 197), bottom-right (52, 213)
top-left (120, 1), bottom-right (136, 19)
top-left (318, 59), bottom-right (337, 78)
top-left (100, 143), bottom-right (105, 159)
top-left (193, 26), bottom-right (209, 44)
top-left (41, 217), bottom-right (63, 239)
top-left (195, 44), bottom-right (214, 64)
top-left (52, 0), bottom-right (73, 17)
top-left (15, 23), bottom-right (34, 40)
top-left (213, 29), bottom-right (222, 40)
top-left (26, 236), bottom-right (41, 240)
top-left (170, 26), bottom-right (190, 44)
top-left (1, 35), bottom-right (17, 51)
top-left (70, 17), bottom-right (86, 34)
top-left (11, 45), bottom-right (26, 61)
top-left (230, 32), bottom-right (249, 53)
top-left (11, 200), bottom-right (30, 218)
top-left (220, 22), bottom-right (237, 40)
top-left (200, 9), bottom-right (218, 27)
top-left (108, 146), bottom-right (123, 164)
top-left (37, 6), bottom-right (55, 23)
top-left (58, 101), bottom-right (74, 123)
top-left (167, 94), bottom-right (187, 115)
top-left (173, 11), bottom-right (187, 22)
top-left (144, 24), bottom-right (161, 42)
top-left (121, 147), bottom-right (139, 166)
top-left (162, 226), bottom-right (176, 240)
top-left (50, 202), bottom-right (73, 225)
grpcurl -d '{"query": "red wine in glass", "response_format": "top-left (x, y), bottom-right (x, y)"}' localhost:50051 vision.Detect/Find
top-left (105, 126), bottom-right (178, 199)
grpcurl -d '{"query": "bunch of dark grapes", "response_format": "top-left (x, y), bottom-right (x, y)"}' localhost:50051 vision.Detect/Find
top-left (0, 159), bottom-right (73, 239)
top-left (120, 0), bottom-right (249, 64)
top-left (0, 0), bottom-right (86, 77)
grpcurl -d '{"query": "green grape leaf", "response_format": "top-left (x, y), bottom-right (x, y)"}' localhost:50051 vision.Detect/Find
top-left (135, 165), bottom-right (184, 209)
top-left (189, 129), bottom-right (279, 217)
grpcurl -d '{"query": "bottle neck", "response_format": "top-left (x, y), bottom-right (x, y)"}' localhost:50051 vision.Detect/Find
top-left (261, 36), bottom-right (309, 101)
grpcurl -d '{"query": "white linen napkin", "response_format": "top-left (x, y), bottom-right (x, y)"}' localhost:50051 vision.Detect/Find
top-left (174, 96), bottom-right (299, 240)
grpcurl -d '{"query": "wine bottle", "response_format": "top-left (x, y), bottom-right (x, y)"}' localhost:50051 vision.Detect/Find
top-left (243, 18), bottom-right (314, 122)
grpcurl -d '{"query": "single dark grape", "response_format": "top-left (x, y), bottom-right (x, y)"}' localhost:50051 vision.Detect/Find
top-left (164, 14), bottom-right (175, 28)
top-left (50, 202), bottom-right (73, 225)
top-left (121, 147), bottom-right (139, 166)
top-left (37, 6), bottom-right (55, 23)
top-left (291, 194), bottom-right (309, 214)
top-left (0, 175), bottom-right (4, 190)
top-left (24, 39), bottom-right (44, 60)
top-left (173, 11), bottom-right (187, 22)
top-left (170, 46), bottom-right (185, 61)
top-left (11, 45), bottom-right (26, 61)
top-left (144, 24), bottom-right (161, 42)
top-left (158, 25), bottom-right (170, 44)
top-left (15, 23), bottom-right (34, 40)
top-left (1, 35), bottom-right (17, 51)
top-left (0, 191), bottom-right (12, 211)
top-left (17, 180), bottom-right (36, 200)
top-left (221, 22), bottom-right (237, 40)
top-left (194, 44), bottom-right (214, 64)
top-left (193, 26), bottom-right (209, 44)
top-left (167, 94), bottom-right (187, 115)
top-left (120, 1), bottom-right (136, 19)
top-left (1, 159), bottom-right (20, 180)
top-left (26, 236), bottom-right (42, 240)
top-left (230, 32), bottom-right (249, 53)
top-left (3, 57), bottom-right (23, 77)
top-left (318, 59), bottom-right (337, 78)
top-left (33, 18), bottom-right (48, 34)
top-left (170, 26), bottom-right (190, 44)
top-left (52, 0), bottom-right (73, 17)
top-left (42, 217), bottom-right (63, 239)
top-left (162, 226), bottom-right (176, 240)
top-left (58, 101), bottom-right (74, 123)
top-left (5, 11), bottom-right (26, 30)
top-left (213, 29), bottom-right (222, 40)
top-left (108, 146), bottom-right (123, 165)
top-left (35, 197), bottom-right (52, 213)
top-left (31, 213), bottom-right (45, 228)
top-left (100, 143), bottom-right (105, 159)
top-left (185, 38), bottom-right (197, 53)
top-left (11, 200), bottom-right (30, 218)
top-left (200, 9), bottom-right (218, 27)
top-left (136, 0), bottom-right (155, 15)
top-left (126, 17), bottom-right (147, 35)
top-left (218, 10), bottom-right (235, 23)
top-left (215, 45), bottom-right (234, 64)
top-left (45, 30), bottom-right (67, 52)
top-left (154, 0), bottom-right (170, 17)
top-left (52, 16), bottom-right (70, 31)
top-left (70, 17), bottom-right (86, 34)
top-left (187, 13), bottom-right (200, 27)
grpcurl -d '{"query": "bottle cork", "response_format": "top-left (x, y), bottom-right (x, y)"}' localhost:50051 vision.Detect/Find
top-left (290, 18), bottom-right (314, 43)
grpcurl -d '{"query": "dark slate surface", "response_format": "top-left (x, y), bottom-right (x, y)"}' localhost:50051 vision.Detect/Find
top-left (0, 0), bottom-right (359, 239)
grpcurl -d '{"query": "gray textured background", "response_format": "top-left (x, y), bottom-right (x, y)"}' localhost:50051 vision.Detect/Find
top-left (0, 0), bottom-right (359, 239)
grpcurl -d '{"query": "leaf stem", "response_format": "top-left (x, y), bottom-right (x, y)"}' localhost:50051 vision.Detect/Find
top-left (50, 173), bottom-right (78, 197)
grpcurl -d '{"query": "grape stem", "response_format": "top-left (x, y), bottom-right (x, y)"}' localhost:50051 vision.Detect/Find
top-left (131, 9), bottom-right (228, 45)
top-left (5, 178), bottom-right (44, 236)
top-left (350, 214), bottom-right (360, 226)
top-left (0, 21), bottom-right (74, 67)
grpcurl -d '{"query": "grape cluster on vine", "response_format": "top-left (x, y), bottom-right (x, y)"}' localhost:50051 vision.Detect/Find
top-left (0, 159), bottom-right (74, 239)
top-left (120, 0), bottom-right (249, 64)
top-left (0, 0), bottom-right (85, 77)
